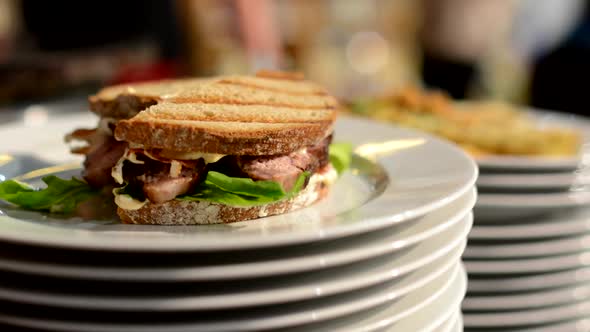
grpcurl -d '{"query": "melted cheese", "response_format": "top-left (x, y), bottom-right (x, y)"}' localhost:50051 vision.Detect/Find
top-left (169, 160), bottom-right (182, 177)
top-left (113, 192), bottom-right (148, 210)
top-left (112, 149), bottom-right (144, 184)
top-left (112, 156), bottom-right (125, 184)
top-left (311, 165), bottom-right (338, 187)
top-left (125, 142), bottom-right (225, 164)
top-left (158, 151), bottom-right (225, 163)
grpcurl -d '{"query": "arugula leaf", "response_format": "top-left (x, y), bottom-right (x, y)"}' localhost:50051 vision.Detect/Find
top-left (286, 170), bottom-right (308, 199)
top-left (181, 186), bottom-right (276, 206)
top-left (205, 171), bottom-right (285, 199)
top-left (0, 176), bottom-right (100, 213)
top-left (180, 171), bottom-right (309, 207)
top-left (329, 142), bottom-right (353, 174)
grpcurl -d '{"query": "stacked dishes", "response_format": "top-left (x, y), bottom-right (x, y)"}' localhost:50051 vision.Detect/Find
top-left (463, 110), bottom-right (590, 331)
top-left (0, 112), bottom-right (477, 332)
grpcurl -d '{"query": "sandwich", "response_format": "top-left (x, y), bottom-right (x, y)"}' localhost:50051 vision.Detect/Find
top-left (61, 70), bottom-right (343, 224)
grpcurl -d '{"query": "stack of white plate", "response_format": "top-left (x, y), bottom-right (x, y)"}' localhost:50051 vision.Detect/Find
top-left (463, 110), bottom-right (590, 331)
top-left (0, 112), bottom-right (477, 332)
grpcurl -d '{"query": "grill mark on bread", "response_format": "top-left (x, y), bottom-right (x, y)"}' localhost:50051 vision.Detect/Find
top-left (216, 80), bottom-right (328, 96)
top-left (255, 70), bottom-right (305, 81)
top-left (168, 97), bottom-right (334, 110)
top-left (140, 102), bottom-right (337, 123)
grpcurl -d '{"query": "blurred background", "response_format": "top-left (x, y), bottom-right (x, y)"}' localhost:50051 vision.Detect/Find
top-left (0, 0), bottom-right (588, 115)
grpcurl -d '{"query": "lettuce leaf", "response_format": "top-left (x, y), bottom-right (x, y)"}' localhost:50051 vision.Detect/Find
top-left (329, 142), bottom-right (353, 175)
top-left (205, 171), bottom-right (286, 199)
top-left (0, 176), bottom-right (100, 213)
top-left (179, 171), bottom-right (308, 207)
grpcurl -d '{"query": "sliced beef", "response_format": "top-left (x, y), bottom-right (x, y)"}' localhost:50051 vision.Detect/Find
top-left (142, 172), bottom-right (199, 204)
top-left (238, 155), bottom-right (304, 192)
top-left (65, 128), bottom-right (98, 145)
top-left (83, 136), bottom-right (127, 187)
top-left (237, 135), bottom-right (332, 191)
top-left (307, 134), bottom-right (332, 168)
top-left (127, 159), bottom-right (206, 204)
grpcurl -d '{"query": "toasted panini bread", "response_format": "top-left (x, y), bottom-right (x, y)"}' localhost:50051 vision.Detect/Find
top-left (89, 78), bottom-right (208, 119)
top-left (90, 72), bottom-right (337, 119)
top-left (114, 103), bottom-right (335, 155)
top-left (112, 72), bottom-right (338, 155)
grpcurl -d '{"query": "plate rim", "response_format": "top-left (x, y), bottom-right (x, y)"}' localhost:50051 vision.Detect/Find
top-left (468, 210), bottom-right (590, 240)
top-left (464, 249), bottom-right (590, 274)
top-left (476, 190), bottom-right (590, 208)
top-left (463, 299), bottom-right (590, 327)
top-left (464, 231), bottom-right (590, 258)
top-left (463, 281), bottom-right (590, 311)
top-left (467, 266), bottom-right (590, 293)
top-left (476, 172), bottom-right (590, 190)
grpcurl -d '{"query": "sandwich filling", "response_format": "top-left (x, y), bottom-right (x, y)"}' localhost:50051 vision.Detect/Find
top-left (69, 123), bottom-right (336, 210)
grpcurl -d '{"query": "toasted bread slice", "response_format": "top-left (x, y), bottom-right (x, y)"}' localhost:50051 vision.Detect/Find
top-left (113, 72), bottom-right (338, 155)
top-left (114, 102), bottom-right (334, 155)
top-left (89, 78), bottom-right (209, 119)
top-left (117, 169), bottom-right (331, 224)
top-left (90, 72), bottom-right (337, 119)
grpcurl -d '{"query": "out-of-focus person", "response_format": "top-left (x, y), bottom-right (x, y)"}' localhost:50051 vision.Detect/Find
top-left (420, 0), bottom-right (517, 99)
top-left (529, 0), bottom-right (590, 116)
top-left (420, 0), bottom-right (588, 117)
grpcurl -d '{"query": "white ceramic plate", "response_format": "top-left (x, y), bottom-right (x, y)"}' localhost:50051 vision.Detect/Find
top-left (476, 109), bottom-right (590, 172)
top-left (478, 191), bottom-right (590, 208)
top-left (463, 282), bottom-right (590, 311)
top-left (0, 222), bottom-right (467, 310)
top-left (0, 204), bottom-right (473, 282)
top-left (0, 256), bottom-right (461, 332)
top-left (475, 191), bottom-right (590, 221)
top-left (0, 113), bottom-right (477, 252)
top-left (477, 171), bottom-right (590, 191)
top-left (464, 232), bottom-right (590, 258)
top-left (387, 267), bottom-right (465, 332)
top-left (468, 207), bottom-right (590, 240)
top-left (463, 299), bottom-right (590, 328)
top-left (436, 311), bottom-right (460, 332)
top-left (477, 155), bottom-right (583, 172)
top-left (464, 250), bottom-right (590, 274)
top-left (439, 311), bottom-right (461, 332)
top-left (468, 267), bottom-right (590, 293)
top-left (454, 313), bottom-right (463, 332)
